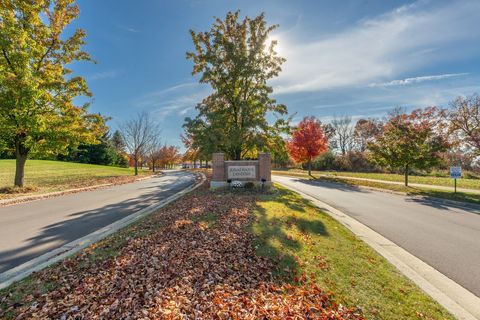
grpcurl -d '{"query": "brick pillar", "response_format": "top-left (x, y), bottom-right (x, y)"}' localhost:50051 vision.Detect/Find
top-left (212, 153), bottom-right (225, 181)
top-left (258, 153), bottom-right (271, 181)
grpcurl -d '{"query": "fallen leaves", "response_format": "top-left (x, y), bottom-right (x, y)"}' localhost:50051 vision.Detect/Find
top-left (1, 181), bottom-right (364, 319)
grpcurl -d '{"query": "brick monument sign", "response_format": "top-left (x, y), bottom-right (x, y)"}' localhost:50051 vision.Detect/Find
top-left (210, 153), bottom-right (272, 189)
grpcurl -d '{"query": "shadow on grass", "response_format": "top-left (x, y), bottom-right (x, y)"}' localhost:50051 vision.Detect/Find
top-left (251, 187), bottom-right (330, 281)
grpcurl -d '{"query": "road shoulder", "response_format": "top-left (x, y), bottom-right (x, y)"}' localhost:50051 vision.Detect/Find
top-left (0, 172), bottom-right (205, 289)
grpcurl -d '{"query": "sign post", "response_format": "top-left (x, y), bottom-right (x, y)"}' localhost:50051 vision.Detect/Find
top-left (450, 166), bottom-right (462, 193)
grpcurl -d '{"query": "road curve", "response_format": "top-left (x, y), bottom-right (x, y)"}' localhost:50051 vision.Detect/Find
top-left (273, 175), bottom-right (480, 297)
top-left (0, 170), bottom-right (196, 273)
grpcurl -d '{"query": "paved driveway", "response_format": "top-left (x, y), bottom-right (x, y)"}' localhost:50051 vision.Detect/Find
top-left (273, 175), bottom-right (480, 297)
top-left (0, 170), bottom-right (196, 273)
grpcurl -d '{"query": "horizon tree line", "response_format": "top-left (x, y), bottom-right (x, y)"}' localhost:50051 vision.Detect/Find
top-left (285, 94), bottom-right (480, 186)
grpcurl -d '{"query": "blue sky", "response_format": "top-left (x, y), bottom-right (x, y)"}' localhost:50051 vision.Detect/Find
top-left (71, 0), bottom-right (480, 148)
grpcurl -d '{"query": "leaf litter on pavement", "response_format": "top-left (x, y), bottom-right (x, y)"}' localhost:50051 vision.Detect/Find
top-left (0, 180), bottom-right (364, 319)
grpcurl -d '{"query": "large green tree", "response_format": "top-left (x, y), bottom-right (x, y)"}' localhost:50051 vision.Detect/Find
top-left (184, 11), bottom-right (289, 160)
top-left (0, 0), bottom-right (106, 187)
top-left (367, 107), bottom-right (449, 186)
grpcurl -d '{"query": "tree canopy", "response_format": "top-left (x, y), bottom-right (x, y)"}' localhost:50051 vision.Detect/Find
top-left (449, 94), bottom-right (480, 156)
top-left (121, 112), bottom-right (160, 175)
top-left (184, 11), bottom-right (289, 160)
top-left (0, 0), bottom-right (106, 187)
top-left (287, 116), bottom-right (328, 176)
top-left (367, 107), bottom-right (449, 186)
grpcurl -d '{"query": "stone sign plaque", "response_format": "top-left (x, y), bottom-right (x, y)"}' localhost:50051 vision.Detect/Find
top-left (227, 166), bottom-right (256, 179)
top-left (210, 153), bottom-right (271, 189)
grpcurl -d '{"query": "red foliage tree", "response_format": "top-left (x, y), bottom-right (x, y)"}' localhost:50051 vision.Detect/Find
top-left (287, 116), bottom-right (328, 175)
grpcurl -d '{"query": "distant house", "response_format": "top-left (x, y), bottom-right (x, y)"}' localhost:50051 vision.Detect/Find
top-left (181, 162), bottom-right (210, 169)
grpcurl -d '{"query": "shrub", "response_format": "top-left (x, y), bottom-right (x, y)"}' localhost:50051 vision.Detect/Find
top-left (309, 151), bottom-right (379, 172)
top-left (344, 151), bottom-right (379, 172)
top-left (311, 151), bottom-right (337, 171)
top-left (244, 182), bottom-right (255, 189)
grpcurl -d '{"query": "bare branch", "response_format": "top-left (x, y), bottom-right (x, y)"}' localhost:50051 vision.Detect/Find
top-left (2, 47), bottom-right (18, 76)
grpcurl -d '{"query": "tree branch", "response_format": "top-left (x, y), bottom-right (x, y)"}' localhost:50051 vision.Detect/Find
top-left (36, 38), bottom-right (56, 72)
top-left (2, 47), bottom-right (18, 76)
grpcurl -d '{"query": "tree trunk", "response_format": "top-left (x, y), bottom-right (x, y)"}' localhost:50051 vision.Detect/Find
top-left (134, 158), bottom-right (139, 176)
top-left (404, 164), bottom-right (409, 187)
top-left (152, 161), bottom-right (156, 172)
top-left (308, 160), bottom-right (312, 177)
top-left (233, 147), bottom-right (242, 160)
top-left (14, 151), bottom-right (28, 188)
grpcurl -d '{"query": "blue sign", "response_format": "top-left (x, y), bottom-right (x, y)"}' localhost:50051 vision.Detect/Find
top-left (450, 166), bottom-right (462, 179)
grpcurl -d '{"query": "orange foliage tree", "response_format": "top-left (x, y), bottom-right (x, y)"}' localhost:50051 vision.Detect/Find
top-left (287, 116), bottom-right (328, 175)
top-left (158, 145), bottom-right (181, 169)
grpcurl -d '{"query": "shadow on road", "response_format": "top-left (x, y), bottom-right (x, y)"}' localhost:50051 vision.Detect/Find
top-left (0, 173), bottom-right (194, 273)
top-left (289, 177), bottom-right (370, 193)
top-left (405, 196), bottom-right (480, 214)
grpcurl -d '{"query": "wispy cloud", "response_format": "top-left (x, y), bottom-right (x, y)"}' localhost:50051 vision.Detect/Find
top-left (135, 82), bottom-right (211, 119)
top-left (116, 25), bottom-right (139, 33)
top-left (272, 0), bottom-right (480, 94)
top-left (368, 73), bottom-right (469, 87)
top-left (143, 82), bottom-right (199, 98)
top-left (90, 70), bottom-right (120, 81)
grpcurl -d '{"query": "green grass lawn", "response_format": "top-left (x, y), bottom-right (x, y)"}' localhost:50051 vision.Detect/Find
top-left (273, 170), bottom-right (480, 206)
top-left (274, 168), bottom-right (480, 190)
top-left (252, 185), bottom-right (454, 320)
top-left (0, 159), bottom-right (150, 199)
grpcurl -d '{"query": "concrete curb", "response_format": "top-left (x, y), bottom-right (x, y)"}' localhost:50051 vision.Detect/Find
top-left (321, 179), bottom-right (480, 212)
top-left (326, 174), bottom-right (480, 195)
top-left (0, 172), bottom-right (205, 290)
top-left (272, 171), bottom-right (480, 195)
top-left (0, 173), bottom-right (159, 207)
top-left (273, 173), bottom-right (480, 212)
top-left (275, 180), bottom-right (480, 320)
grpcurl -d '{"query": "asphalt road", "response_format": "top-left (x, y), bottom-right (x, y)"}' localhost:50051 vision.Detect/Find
top-left (0, 170), bottom-right (196, 273)
top-left (273, 175), bottom-right (480, 297)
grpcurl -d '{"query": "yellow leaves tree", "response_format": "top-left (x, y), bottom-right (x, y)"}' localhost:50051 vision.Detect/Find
top-left (185, 11), bottom-right (289, 160)
top-left (0, 0), bottom-right (106, 187)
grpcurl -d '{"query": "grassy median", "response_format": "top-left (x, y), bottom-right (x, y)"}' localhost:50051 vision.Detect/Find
top-left (273, 170), bottom-right (480, 206)
top-left (0, 180), bottom-right (453, 319)
top-left (252, 185), bottom-right (453, 319)
top-left (0, 160), bottom-right (150, 200)
top-left (274, 169), bottom-right (480, 190)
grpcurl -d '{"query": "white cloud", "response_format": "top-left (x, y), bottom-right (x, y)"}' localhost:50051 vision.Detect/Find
top-left (134, 82), bottom-right (211, 119)
top-left (368, 73), bottom-right (469, 87)
top-left (272, 0), bottom-right (480, 93)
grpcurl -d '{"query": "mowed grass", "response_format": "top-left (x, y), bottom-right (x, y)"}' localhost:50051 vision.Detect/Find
top-left (252, 185), bottom-right (454, 320)
top-left (274, 168), bottom-right (480, 190)
top-left (0, 159), bottom-right (149, 199)
top-left (273, 170), bottom-right (480, 206)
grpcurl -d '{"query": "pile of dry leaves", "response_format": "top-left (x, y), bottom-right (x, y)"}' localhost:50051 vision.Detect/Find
top-left (1, 182), bottom-right (364, 319)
